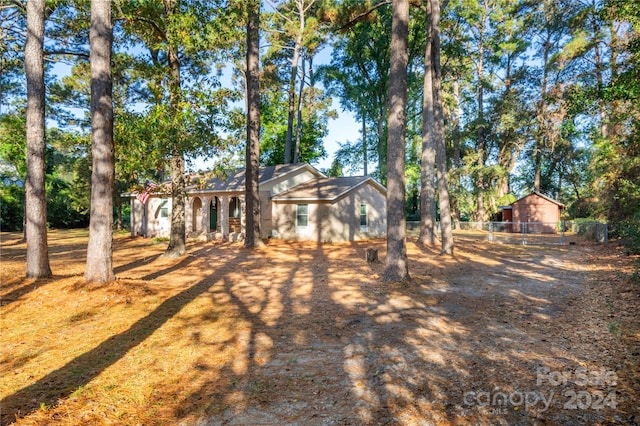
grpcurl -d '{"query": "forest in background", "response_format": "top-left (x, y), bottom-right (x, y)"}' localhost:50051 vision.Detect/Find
top-left (1, 0), bottom-right (639, 251)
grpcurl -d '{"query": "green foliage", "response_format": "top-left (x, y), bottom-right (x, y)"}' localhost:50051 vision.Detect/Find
top-left (46, 176), bottom-right (90, 228)
top-left (259, 91), bottom-right (331, 166)
top-left (327, 157), bottom-right (343, 177)
top-left (1, 111), bottom-right (91, 230)
top-left (0, 184), bottom-right (24, 231)
top-left (318, 6), bottom-right (393, 180)
top-left (568, 198), bottom-right (600, 220)
top-left (496, 193), bottom-right (517, 206)
top-left (612, 215), bottom-right (640, 255)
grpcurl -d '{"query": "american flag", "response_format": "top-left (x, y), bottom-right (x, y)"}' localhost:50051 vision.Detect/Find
top-left (136, 180), bottom-right (158, 204)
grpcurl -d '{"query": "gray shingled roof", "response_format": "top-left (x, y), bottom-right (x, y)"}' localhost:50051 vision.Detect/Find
top-left (272, 176), bottom-right (384, 201)
top-left (187, 163), bottom-right (318, 192)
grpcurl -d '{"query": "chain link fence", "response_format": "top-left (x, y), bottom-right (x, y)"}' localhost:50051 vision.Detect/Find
top-left (407, 221), bottom-right (608, 246)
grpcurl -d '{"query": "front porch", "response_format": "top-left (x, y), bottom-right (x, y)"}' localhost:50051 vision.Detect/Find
top-left (187, 194), bottom-right (246, 241)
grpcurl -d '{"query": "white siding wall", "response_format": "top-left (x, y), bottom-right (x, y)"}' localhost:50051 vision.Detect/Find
top-left (265, 169), bottom-right (318, 196)
top-left (271, 182), bottom-right (387, 242)
top-left (130, 196), bottom-right (171, 238)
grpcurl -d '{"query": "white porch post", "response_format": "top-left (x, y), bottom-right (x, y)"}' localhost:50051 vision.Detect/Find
top-left (221, 194), bottom-right (229, 239)
top-left (240, 194), bottom-right (246, 234)
top-left (130, 197), bottom-right (135, 237)
top-left (186, 198), bottom-right (193, 234)
top-left (202, 196), bottom-right (210, 234)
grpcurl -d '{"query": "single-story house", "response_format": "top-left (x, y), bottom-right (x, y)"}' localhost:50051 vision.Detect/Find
top-left (499, 191), bottom-right (566, 233)
top-left (128, 163), bottom-right (387, 243)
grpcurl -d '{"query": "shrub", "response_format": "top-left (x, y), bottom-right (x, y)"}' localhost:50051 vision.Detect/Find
top-left (611, 215), bottom-right (640, 255)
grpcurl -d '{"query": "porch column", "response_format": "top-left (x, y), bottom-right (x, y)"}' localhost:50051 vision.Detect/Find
top-left (221, 194), bottom-right (229, 239)
top-left (130, 197), bottom-right (136, 237)
top-left (240, 194), bottom-right (246, 234)
top-left (201, 196), bottom-right (210, 234)
top-left (185, 198), bottom-right (193, 234)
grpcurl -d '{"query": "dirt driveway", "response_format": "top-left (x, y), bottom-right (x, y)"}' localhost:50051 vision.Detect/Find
top-left (1, 231), bottom-right (638, 425)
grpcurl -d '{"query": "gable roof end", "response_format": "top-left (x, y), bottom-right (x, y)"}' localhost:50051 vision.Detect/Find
top-left (272, 176), bottom-right (386, 202)
top-left (512, 191), bottom-right (566, 208)
top-left (186, 163), bottom-right (325, 193)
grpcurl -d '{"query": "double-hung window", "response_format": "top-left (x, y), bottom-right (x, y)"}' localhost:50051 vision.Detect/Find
top-left (360, 204), bottom-right (368, 231)
top-left (296, 204), bottom-right (309, 231)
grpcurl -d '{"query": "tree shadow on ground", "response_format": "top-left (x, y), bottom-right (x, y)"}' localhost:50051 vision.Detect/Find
top-left (2, 236), bottom-right (627, 425)
top-left (165, 238), bottom-right (618, 424)
top-left (0, 244), bottom-right (237, 426)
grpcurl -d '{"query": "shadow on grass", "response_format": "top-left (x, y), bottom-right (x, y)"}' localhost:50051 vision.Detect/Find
top-left (0, 280), bottom-right (52, 308)
top-left (113, 253), bottom-right (163, 275)
top-left (0, 245), bottom-right (235, 426)
top-left (165, 238), bottom-right (605, 424)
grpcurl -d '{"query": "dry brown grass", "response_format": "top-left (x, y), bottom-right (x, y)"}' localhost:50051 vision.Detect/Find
top-left (1, 230), bottom-right (638, 425)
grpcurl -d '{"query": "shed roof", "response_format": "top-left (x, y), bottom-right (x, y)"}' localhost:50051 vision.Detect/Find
top-left (272, 176), bottom-right (386, 201)
top-left (513, 191), bottom-right (566, 208)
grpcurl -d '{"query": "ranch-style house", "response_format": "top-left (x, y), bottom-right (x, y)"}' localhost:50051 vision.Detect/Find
top-left (128, 163), bottom-right (387, 243)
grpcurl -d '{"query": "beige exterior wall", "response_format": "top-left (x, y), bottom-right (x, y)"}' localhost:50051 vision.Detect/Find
top-left (129, 168), bottom-right (386, 243)
top-left (259, 190), bottom-right (272, 238)
top-left (130, 196), bottom-right (172, 238)
top-left (271, 182), bottom-right (386, 243)
top-left (262, 168), bottom-right (319, 196)
top-left (333, 182), bottom-right (386, 240)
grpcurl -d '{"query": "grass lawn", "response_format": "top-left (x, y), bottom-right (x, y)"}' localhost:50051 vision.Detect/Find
top-left (1, 229), bottom-right (638, 425)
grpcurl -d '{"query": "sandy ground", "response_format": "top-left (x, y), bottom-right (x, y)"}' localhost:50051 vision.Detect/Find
top-left (1, 230), bottom-right (639, 425)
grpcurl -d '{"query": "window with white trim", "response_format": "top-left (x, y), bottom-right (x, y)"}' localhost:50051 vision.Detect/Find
top-left (296, 204), bottom-right (309, 230)
top-left (360, 204), bottom-right (368, 231)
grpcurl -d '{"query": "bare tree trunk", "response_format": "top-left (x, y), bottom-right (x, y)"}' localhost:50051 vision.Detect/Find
top-left (383, 0), bottom-right (409, 282)
top-left (431, 0), bottom-right (453, 255)
top-left (377, 104), bottom-right (387, 184)
top-left (535, 32), bottom-right (551, 193)
top-left (475, 60), bottom-right (485, 222)
top-left (293, 54), bottom-right (305, 163)
top-left (417, 1), bottom-right (436, 246)
top-left (474, 5), bottom-right (488, 223)
top-left (362, 114), bottom-right (368, 176)
top-left (245, 0), bottom-right (263, 249)
top-left (451, 78), bottom-right (462, 230)
top-left (25, 0), bottom-right (51, 278)
top-left (115, 194), bottom-right (123, 231)
top-left (85, 0), bottom-right (115, 283)
top-left (284, 0), bottom-right (304, 164)
top-left (166, 153), bottom-right (186, 257)
top-left (163, 0), bottom-right (186, 257)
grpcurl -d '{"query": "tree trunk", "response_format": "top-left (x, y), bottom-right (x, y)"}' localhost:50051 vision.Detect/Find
top-left (85, 0), bottom-right (115, 283)
top-left (163, 2), bottom-right (186, 258)
top-left (377, 104), bottom-right (387, 185)
top-left (284, 1), bottom-right (304, 164)
top-left (245, 0), bottom-right (263, 249)
top-left (362, 113), bottom-right (368, 176)
top-left (431, 0), bottom-right (453, 255)
top-left (475, 55), bottom-right (485, 222)
top-left (293, 54), bottom-right (305, 163)
top-left (535, 32), bottom-right (551, 193)
top-left (417, 1), bottom-right (437, 246)
top-left (25, 0), bottom-right (52, 278)
top-left (116, 195), bottom-right (123, 231)
top-left (383, 0), bottom-right (409, 282)
top-left (474, 6), bottom-right (488, 223)
top-left (166, 153), bottom-right (186, 257)
top-left (451, 78), bottom-right (462, 230)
